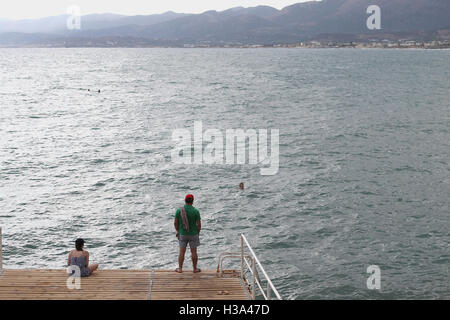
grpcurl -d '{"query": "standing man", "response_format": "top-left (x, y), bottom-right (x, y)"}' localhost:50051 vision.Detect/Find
top-left (174, 194), bottom-right (201, 273)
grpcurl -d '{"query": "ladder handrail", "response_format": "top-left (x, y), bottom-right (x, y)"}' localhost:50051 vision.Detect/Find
top-left (216, 251), bottom-right (253, 274)
top-left (240, 234), bottom-right (282, 300)
top-left (243, 255), bottom-right (268, 299)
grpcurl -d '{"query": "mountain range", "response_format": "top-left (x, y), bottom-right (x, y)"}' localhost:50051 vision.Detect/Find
top-left (0, 0), bottom-right (449, 47)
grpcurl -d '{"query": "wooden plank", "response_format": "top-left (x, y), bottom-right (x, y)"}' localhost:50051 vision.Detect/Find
top-left (0, 269), bottom-right (152, 300)
top-left (149, 269), bottom-right (248, 300)
top-left (0, 269), bottom-right (249, 300)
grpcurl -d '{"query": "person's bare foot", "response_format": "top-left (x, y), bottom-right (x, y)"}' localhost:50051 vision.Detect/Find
top-left (175, 268), bottom-right (182, 273)
top-left (193, 268), bottom-right (201, 273)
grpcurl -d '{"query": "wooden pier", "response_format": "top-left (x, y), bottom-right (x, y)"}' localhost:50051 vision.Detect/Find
top-left (0, 229), bottom-right (280, 300)
top-left (0, 269), bottom-right (249, 300)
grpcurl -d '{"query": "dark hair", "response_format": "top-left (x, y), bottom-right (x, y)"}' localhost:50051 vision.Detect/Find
top-left (75, 238), bottom-right (85, 251)
top-left (185, 198), bottom-right (193, 204)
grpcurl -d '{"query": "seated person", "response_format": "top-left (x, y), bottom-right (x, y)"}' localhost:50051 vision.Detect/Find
top-left (67, 238), bottom-right (98, 277)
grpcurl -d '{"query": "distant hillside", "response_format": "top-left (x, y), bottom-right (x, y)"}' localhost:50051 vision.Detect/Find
top-left (0, 11), bottom-right (189, 34)
top-left (0, 0), bottom-right (449, 46)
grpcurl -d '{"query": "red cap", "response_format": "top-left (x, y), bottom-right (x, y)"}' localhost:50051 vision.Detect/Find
top-left (185, 194), bottom-right (194, 202)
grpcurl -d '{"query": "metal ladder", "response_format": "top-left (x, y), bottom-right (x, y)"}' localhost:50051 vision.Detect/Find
top-left (217, 234), bottom-right (282, 300)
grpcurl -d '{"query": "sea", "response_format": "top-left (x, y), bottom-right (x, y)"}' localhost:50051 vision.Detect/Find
top-left (0, 48), bottom-right (449, 299)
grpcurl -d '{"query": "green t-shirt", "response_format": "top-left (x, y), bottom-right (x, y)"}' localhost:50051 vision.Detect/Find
top-left (175, 205), bottom-right (201, 236)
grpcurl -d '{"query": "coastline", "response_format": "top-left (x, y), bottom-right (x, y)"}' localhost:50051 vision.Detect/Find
top-left (1, 40), bottom-right (449, 49)
top-left (1, 45), bottom-right (449, 49)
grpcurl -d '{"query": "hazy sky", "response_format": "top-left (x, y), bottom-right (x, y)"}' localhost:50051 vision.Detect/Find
top-left (0, 0), bottom-right (314, 20)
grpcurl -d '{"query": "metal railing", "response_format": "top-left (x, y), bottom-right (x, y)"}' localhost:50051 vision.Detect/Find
top-left (217, 234), bottom-right (282, 300)
top-left (217, 251), bottom-right (253, 274)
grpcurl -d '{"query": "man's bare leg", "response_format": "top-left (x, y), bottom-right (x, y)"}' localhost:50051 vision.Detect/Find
top-left (177, 247), bottom-right (186, 273)
top-left (191, 248), bottom-right (200, 273)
